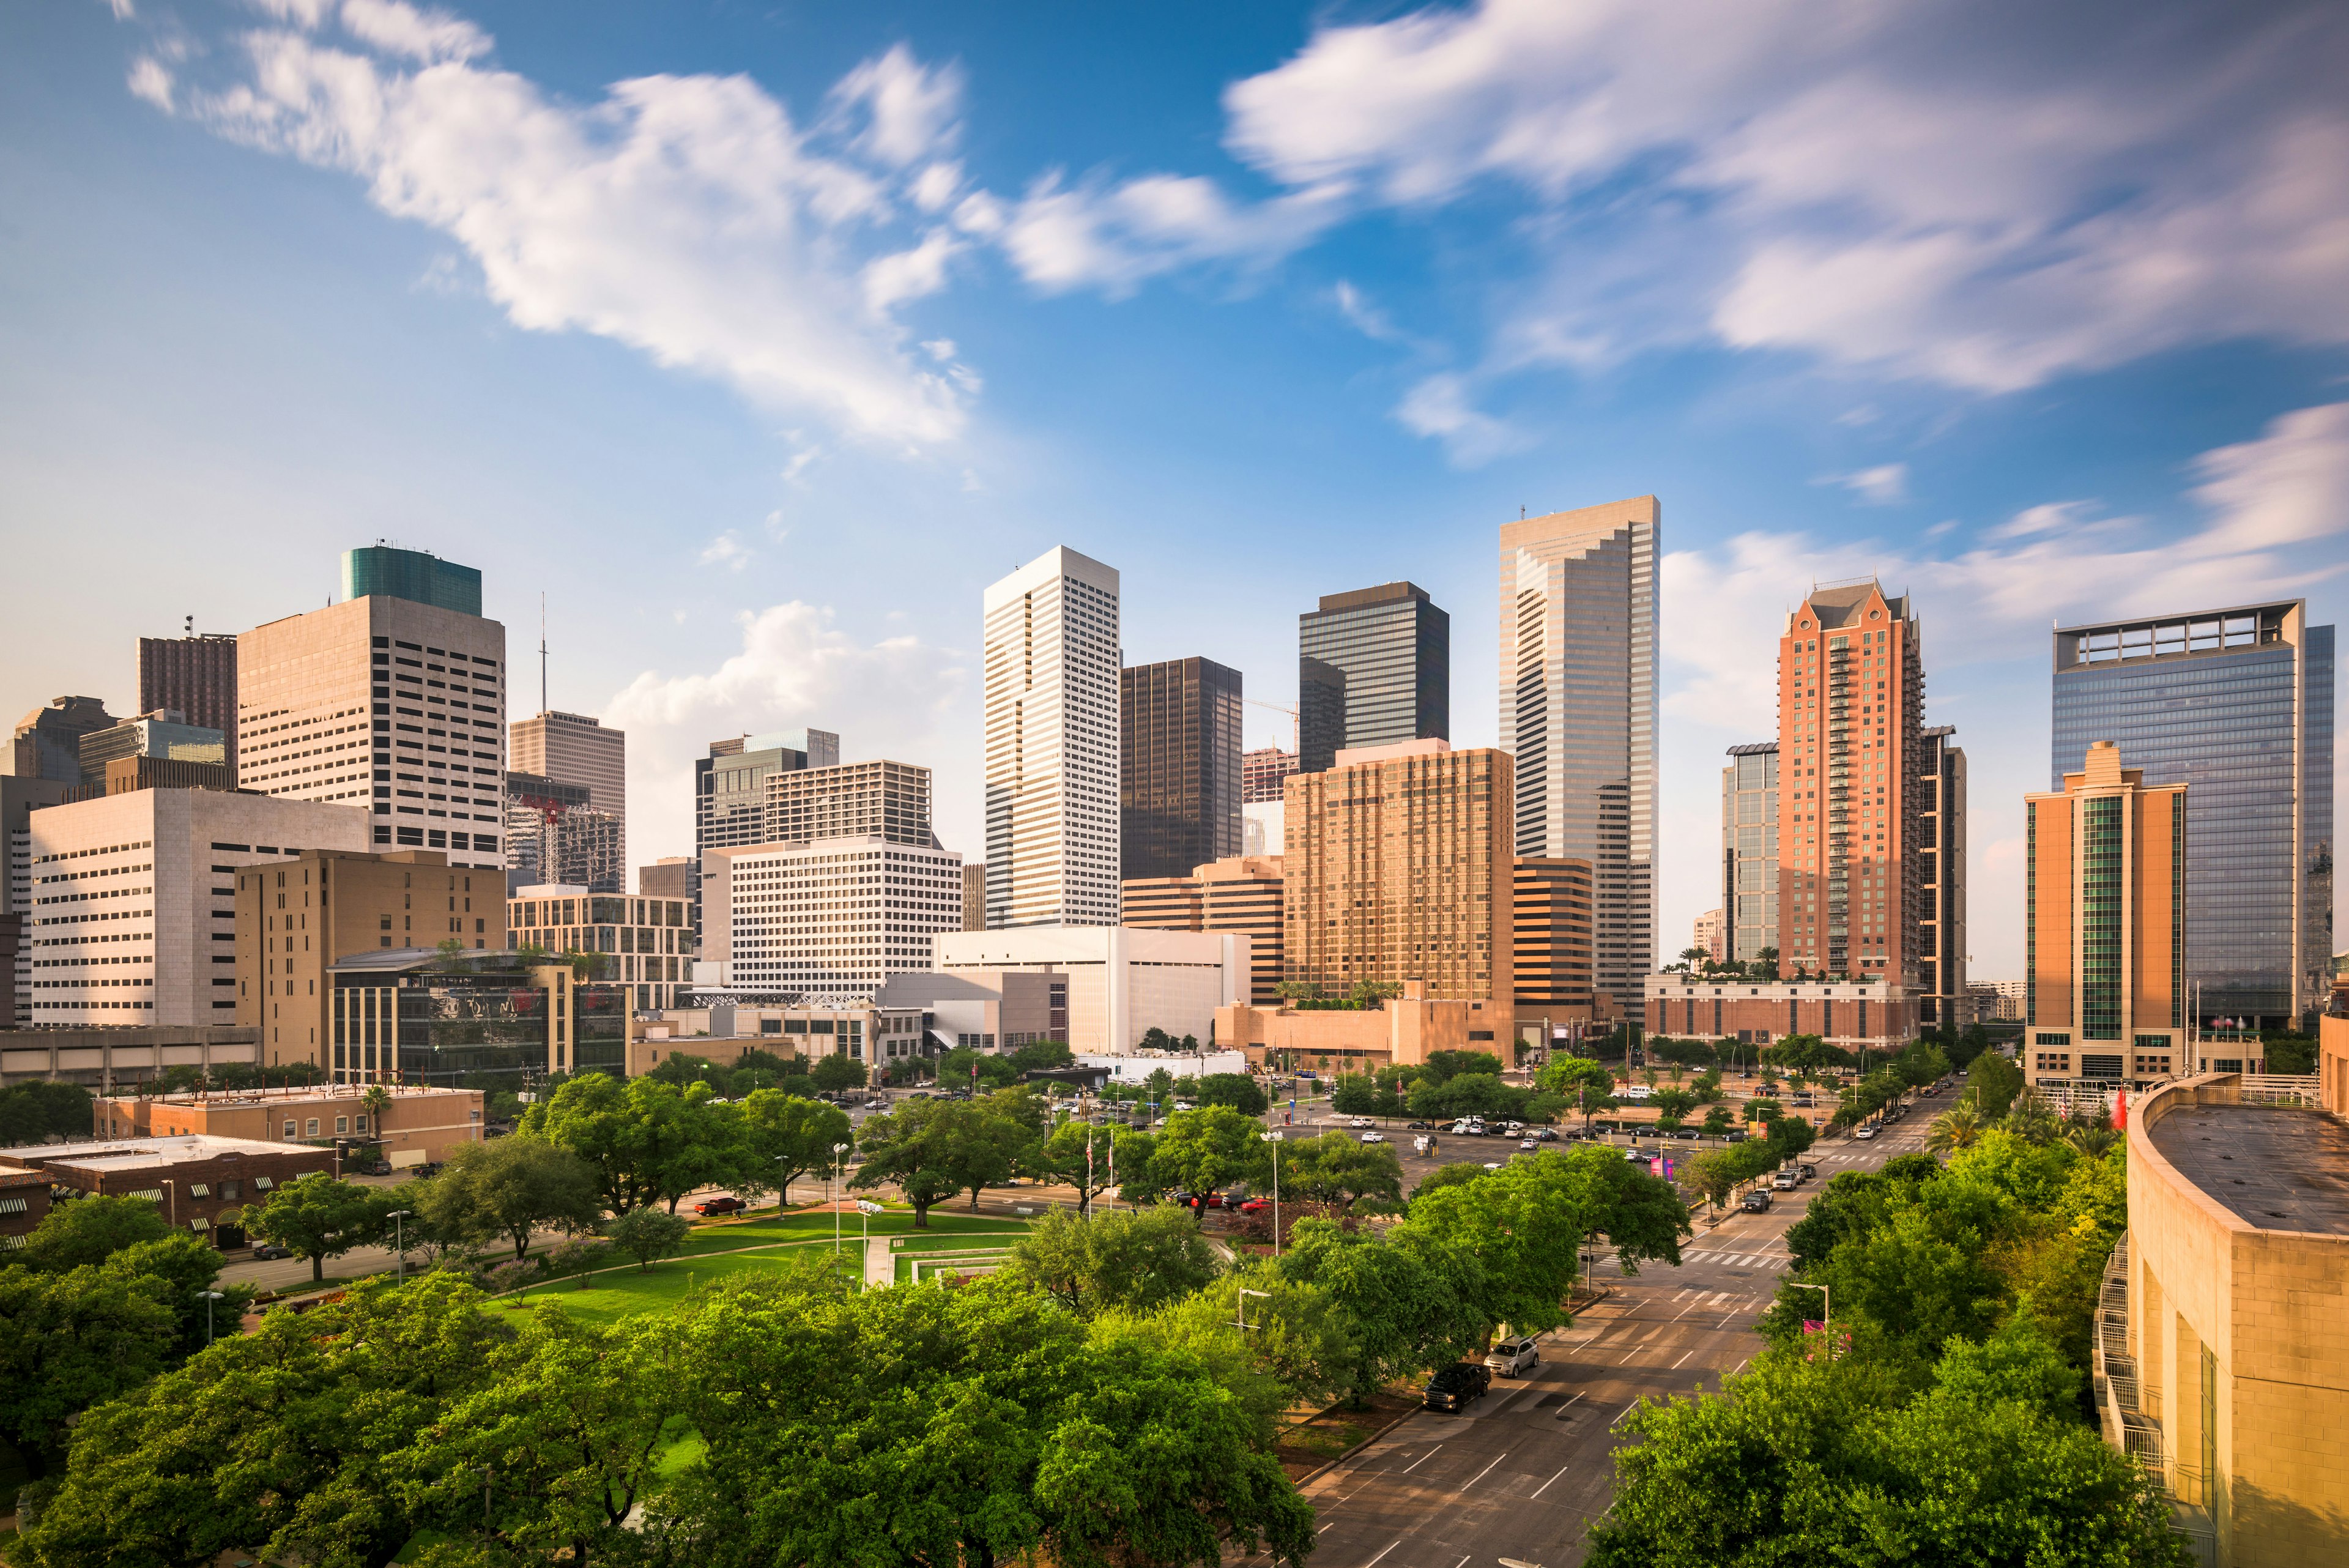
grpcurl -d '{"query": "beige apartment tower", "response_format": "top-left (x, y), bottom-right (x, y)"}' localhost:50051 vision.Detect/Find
top-left (1284, 740), bottom-right (1512, 1013)
top-left (2024, 741), bottom-right (2190, 1088)
top-left (1121, 853), bottom-right (1285, 1003)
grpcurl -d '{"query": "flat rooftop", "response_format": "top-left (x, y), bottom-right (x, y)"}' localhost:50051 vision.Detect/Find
top-left (2150, 1105), bottom-right (2349, 1236)
top-left (0, 1133), bottom-right (303, 1174)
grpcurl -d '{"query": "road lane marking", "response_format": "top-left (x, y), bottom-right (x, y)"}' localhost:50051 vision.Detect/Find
top-left (1360, 1542), bottom-right (1401, 1568)
top-left (1399, 1444), bottom-right (1444, 1474)
top-left (1671, 1350), bottom-right (1694, 1369)
top-left (1609, 1400), bottom-right (1639, 1429)
top-left (1461, 1452), bottom-right (1510, 1490)
top-left (1530, 1462), bottom-right (1572, 1498)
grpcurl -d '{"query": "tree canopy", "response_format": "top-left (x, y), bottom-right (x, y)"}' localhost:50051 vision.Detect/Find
top-left (245, 1174), bottom-right (396, 1283)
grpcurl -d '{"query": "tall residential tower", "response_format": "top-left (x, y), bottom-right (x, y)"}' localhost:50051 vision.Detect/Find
top-left (983, 546), bottom-right (1121, 927)
top-left (1499, 497), bottom-right (1658, 1008)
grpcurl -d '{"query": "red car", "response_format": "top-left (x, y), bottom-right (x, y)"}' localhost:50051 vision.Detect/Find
top-left (1238, 1198), bottom-right (1271, 1215)
top-left (694, 1197), bottom-right (747, 1216)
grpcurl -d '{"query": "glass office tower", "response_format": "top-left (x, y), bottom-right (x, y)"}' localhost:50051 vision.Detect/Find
top-left (2051, 601), bottom-right (2333, 1027)
top-left (1120, 656), bottom-right (1244, 882)
top-left (1721, 742), bottom-right (1779, 964)
top-left (1297, 583), bottom-right (1449, 774)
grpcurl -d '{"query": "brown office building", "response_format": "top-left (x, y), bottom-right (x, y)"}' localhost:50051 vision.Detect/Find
top-left (1121, 853), bottom-right (1286, 1003)
top-left (1244, 747), bottom-right (1297, 804)
top-left (1121, 657), bottom-right (1244, 882)
top-left (1515, 856), bottom-right (1597, 1044)
top-left (140, 633), bottom-right (240, 781)
top-left (1285, 740), bottom-right (1510, 1014)
top-left (1917, 725), bottom-right (1969, 1026)
top-left (961, 861), bottom-right (987, 931)
top-left (1777, 579), bottom-right (1927, 982)
top-left (235, 849), bottom-right (505, 1070)
top-left (2024, 741), bottom-right (2191, 1089)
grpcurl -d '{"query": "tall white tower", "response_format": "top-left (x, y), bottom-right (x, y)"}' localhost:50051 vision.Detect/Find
top-left (984, 546), bottom-right (1121, 928)
top-left (1499, 497), bottom-right (1658, 1010)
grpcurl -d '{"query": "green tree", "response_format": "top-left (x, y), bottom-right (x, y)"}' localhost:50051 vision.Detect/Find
top-left (1279, 1129), bottom-right (1406, 1211)
top-left (10, 1194), bottom-right (171, 1273)
top-left (0, 1081), bottom-right (94, 1144)
top-left (519, 1073), bottom-right (730, 1215)
top-left (1410, 1161), bottom-right (1493, 1204)
top-left (1420, 1049), bottom-right (1505, 1083)
top-left (2000, 1086), bottom-right (2063, 1146)
top-left (0, 1265), bottom-right (177, 1472)
top-left (1406, 1072), bottom-right (1531, 1121)
top-left (1193, 1072), bottom-right (1269, 1116)
top-left (245, 1175), bottom-right (394, 1282)
top-left (1003, 1206), bottom-right (1220, 1317)
top-left (1007, 1038), bottom-right (1075, 1074)
top-left (602, 1206), bottom-right (691, 1272)
top-left (1275, 1217), bottom-right (1483, 1404)
top-left (1650, 1087), bottom-right (1698, 1126)
top-left (732, 1088), bottom-right (854, 1205)
top-left (809, 1053), bottom-right (870, 1094)
top-left (412, 1137), bottom-right (604, 1261)
top-left (852, 1098), bottom-right (1026, 1226)
top-left (1927, 1097), bottom-right (1986, 1156)
top-left (1148, 1105), bottom-right (1271, 1197)
top-left (1700, 1104), bottom-right (1734, 1137)
top-left (1328, 1071), bottom-right (1403, 1118)
top-left (1039, 1120), bottom-right (1154, 1216)
top-left (1965, 1050), bottom-right (2025, 1119)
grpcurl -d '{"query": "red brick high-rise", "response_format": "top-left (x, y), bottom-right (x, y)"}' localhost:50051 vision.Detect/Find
top-left (1776, 581), bottom-right (1924, 984)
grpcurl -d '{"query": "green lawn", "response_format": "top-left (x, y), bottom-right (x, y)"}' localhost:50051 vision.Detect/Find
top-left (507, 1246), bottom-right (855, 1327)
top-left (670, 1205), bottom-right (1034, 1258)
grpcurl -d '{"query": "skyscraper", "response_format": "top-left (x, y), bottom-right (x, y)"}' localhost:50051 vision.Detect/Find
top-left (1297, 582), bottom-right (1449, 774)
top-left (1917, 726), bottom-right (1968, 1027)
top-left (694, 727), bottom-right (837, 929)
top-left (1776, 579), bottom-right (1924, 984)
top-left (139, 633), bottom-right (239, 779)
top-left (8, 697), bottom-right (117, 784)
top-left (1120, 656), bottom-right (1243, 882)
top-left (983, 546), bottom-right (1120, 928)
top-left (341, 545), bottom-right (483, 616)
top-left (2023, 741), bottom-right (2188, 1088)
top-left (1243, 747), bottom-right (1297, 803)
top-left (1500, 497), bottom-right (1658, 1008)
top-left (510, 711), bottom-right (626, 865)
top-left (1721, 741), bottom-right (1779, 964)
top-left (765, 759), bottom-right (937, 847)
top-left (2051, 601), bottom-right (2333, 1026)
top-left (239, 552), bottom-right (508, 874)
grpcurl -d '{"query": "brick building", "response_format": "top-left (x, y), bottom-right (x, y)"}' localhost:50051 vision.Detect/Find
top-left (0, 1133), bottom-right (335, 1249)
top-left (1121, 854), bottom-right (1285, 1003)
top-left (0, 1165), bottom-right (53, 1249)
top-left (95, 1082), bottom-right (484, 1167)
top-left (1644, 972), bottom-right (1915, 1055)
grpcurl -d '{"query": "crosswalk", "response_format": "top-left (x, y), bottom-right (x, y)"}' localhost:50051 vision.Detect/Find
top-left (1680, 1249), bottom-right (1789, 1271)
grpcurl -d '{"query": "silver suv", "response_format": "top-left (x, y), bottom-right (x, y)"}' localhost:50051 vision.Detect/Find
top-left (1484, 1335), bottom-right (1540, 1377)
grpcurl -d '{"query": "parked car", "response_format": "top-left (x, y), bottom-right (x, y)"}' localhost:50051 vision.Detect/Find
top-left (1518, 1137), bottom-right (1538, 1151)
top-left (1406, 1121), bottom-right (1433, 1131)
top-left (249, 1244), bottom-right (294, 1260)
top-left (1238, 1197), bottom-right (1271, 1214)
top-left (1484, 1336), bottom-right (1540, 1377)
top-left (1624, 1085), bottom-right (1653, 1101)
top-left (1854, 1125), bottom-right (1879, 1140)
top-left (1206, 1189), bottom-right (1249, 1209)
top-left (1423, 1361), bottom-right (1494, 1411)
top-left (1533, 1127), bottom-right (1560, 1141)
top-left (1348, 1117), bottom-right (1375, 1129)
top-left (1741, 1189), bottom-right (1773, 1213)
top-left (1671, 1129), bottom-right (1699, 1141)
top-left (1770, 1170), bottom-right (1798, 1191)
top-left (1798, 1162), bottom-right (1819, 1182)
top-left (1360, 1131), bottom-right (1387, 1144)
top-left (695, 1197), bottom-right (747, 1216)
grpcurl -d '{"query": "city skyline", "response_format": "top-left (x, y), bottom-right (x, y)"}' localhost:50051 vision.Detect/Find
top-left (6, 2), bottom-right (2349, 981)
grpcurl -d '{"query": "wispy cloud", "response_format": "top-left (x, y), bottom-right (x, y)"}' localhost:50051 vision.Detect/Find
top-left (698, 532), bottom-right (754, 571)
top-left (1823, 463), bottom-right (1908, 505)
top-left (1393, 373), bottom-right (1529, 468)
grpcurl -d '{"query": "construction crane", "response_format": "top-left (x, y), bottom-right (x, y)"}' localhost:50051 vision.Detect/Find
top-left (1244, 697), bottom-right (1299, 756)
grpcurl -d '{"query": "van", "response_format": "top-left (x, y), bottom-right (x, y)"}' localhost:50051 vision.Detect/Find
top-left (1624, 1085), bottom-right (1653, 1102)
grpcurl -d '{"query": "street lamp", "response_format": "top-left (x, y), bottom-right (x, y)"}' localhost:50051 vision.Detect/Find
top-left (386, 1209), bottom-right (412, 1283)
top-left (856, 1198), bottom-right (883, 1260)
top-left (198, 1288), bottom-right (224, 1347)
top-left (1258, 1131), bottom-right (1283, 1256)
top-left (832, 1143), bottom-right (850, 1255)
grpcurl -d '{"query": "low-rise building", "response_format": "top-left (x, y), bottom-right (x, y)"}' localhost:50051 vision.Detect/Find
top-left (631, 1000), bottom-right (927, 1079)
top-left (703, 834), bottom-right (963, 1006)
top-left (0, 1133), bottom-right (335, 1249)
top-left (1121, 855), bottom-right (1285, 1003)
top-left (506, 884), bottom-right (690, 1011)
top-left (0, 1165), bottom-right (53, 1249)
top-left (1215, 981), bottom-right (1505, 1073)
top-left (1643, 972), bottom-right (1915, 1055)
top-left (0, 1024), bottom-right (261, 1089)
top-left (94, 1082), bottom-right (484, 1167)
top-left (874, 972), bottom-right (1056, 1050)
top-left (327, 948), bottom-right (630, 1087)
top-left (933, 926), bottom-right (1249, 1053)
top-left (2110, 1063), bottom-right (2349, 1567)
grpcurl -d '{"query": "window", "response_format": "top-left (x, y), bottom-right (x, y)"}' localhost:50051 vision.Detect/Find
top-left (254, 1176), bottom-right (274, 1191)
top-left (283, 1120), bottom-right (297, 1139)
top-left (188, 1183), bottom-right (210, 1198)
top-left (335, 1117), bottom-right (349, 1134)
top-left (355, 1115), bottom-right (368, 1134)
top-left (305, 1118), bottom-right (321, 1137)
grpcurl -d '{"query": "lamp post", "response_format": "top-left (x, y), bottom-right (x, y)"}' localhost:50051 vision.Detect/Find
top-left (1267, 1128), bottom-right (1282, 1240)
top-left (387, 1208), bottom-right (412, 1284)
top-left (832, 1142), bottom-right (850, 1255)
top-left (856, 1198), bottom-right (883, 1260)
top-left (1789, 1280), bottom-right (1832, 1359)
top-left (198, 1289), bottom-right (224, 1347)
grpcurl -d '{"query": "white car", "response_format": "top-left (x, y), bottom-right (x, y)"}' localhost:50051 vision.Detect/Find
top-left (1485, 1336), bottom-right (1540, 1377)
top-left (1519, 1138), bottom-right (1538, 1151)
top-left (1624, 1085), bottom-right (1654, 1101)
top-left (1855, 1125), bottom-right (1878, 1140)
top-left (1349, 1117), bottom-right (1375, 1129)
top-left (1360, 1131), bottom-right (1387, 1144)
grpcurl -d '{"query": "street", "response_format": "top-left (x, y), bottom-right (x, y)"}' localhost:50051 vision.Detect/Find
top-left (1233, 1111), bottom-right (1932, 1568)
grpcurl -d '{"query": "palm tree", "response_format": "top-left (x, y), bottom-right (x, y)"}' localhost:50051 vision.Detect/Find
top-left (2001, 1087), bottom-right (2062, 1146)
top-left (2063, 1122), bottom-right (2121, 1158)
top-left (362, 1083), bottom-right (392, 1140)
top-left (1926, 1099), bottom-right (1983, 1156)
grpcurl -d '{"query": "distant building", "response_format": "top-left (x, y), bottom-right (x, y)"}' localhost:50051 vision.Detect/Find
top-left (324, 946), bottom-right (629, 1085)
top-left (877, 970), bottom-right (1058, 1051)
top-left (240, 554), bottom-right (507, 872)
top-left (1285, 739), bottom-right (1510, 1016)
top-left (0, 1135), bottom-right (333, 1250)
top-left (1242, 800), bottom-right (1285, 856)
top-left (695, 728), bottom-right (837, 934)
top-left (639, 857), bottom-right (692, 899)
top-left (1219, 979), bottom-right (1507, 1074)
top-left (933, 926), bottom-right (1248, 1053)
top-left (703, 836), bottom-right (962, 1006)
top-left (1121, 855), bottom-right (1285, 1004)
top-left (1721, 742), bottom-right (1778, 964)
top-left (1646, 972), bottom-right (1915, 1054)
top-left (1967, 981), bottom-right (2024, 1022)
top-left (507, 884), bottom-right (691, 1013)
top-left (503, 772), bottom-right (622, 894)
top-left (95, 1082), bottom-right (486, 1169)
top-left (960, 861), bottom-right (987, 931)
top-left (1514, 857), bottom-right (1598, 1047)
top-left (139, 633), bottom-right (239, 779)
top-left (510, 711), bottom-right (625, 868)
top-left (2023, 741), bottom-right (2191, 1090)
top-left (1299, 582), bottom-right (1448, 775)
top-left (1916, 726), bottom-right (1968, 1027)
top-left (79, 712), bottom-right (226, 789)
top-left (29, 788), bottom-right (368, 1031)
top-left (984, 546), bottom-right (1121, 928)
top-left (9, 696), bottom-right (117, 784)
top-left (99, 757), bottom-right (234, 796)
top-left (1242, 746), bottom-right (1297, 804)
top-left (2, 775), bottom-right (73, 1024)
top-left (1121, 656), bottom-right (1243, 883)
top-left (765, 759), bottom-right (937, 849)
top-left (1693, 908), bottom-right (1726, 963)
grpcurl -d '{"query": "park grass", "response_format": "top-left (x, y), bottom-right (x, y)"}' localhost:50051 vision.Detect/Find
top-left (506, 1247), bottom-right (855, 1327)
top-left (671, 1205), bottom-right (1033, 1258)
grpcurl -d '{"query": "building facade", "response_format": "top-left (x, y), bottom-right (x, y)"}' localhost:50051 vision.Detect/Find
top-left (765, 759), bottom-right (936, 849)
top-left (9, 697), bottom-right (117, 784)
top-left (1777, 580), bottom-right (1926, 984)
top-left (504, 771), bottom-right (622, 893)
top-left (239, 570), bottom-right (508, 874)
top-left (96, 1082), bottom-right (486, 1167)
top-left (3, 775), bottom-right (72, 1023)
top-left (1244, 747), bottom-right (1297, 804)
top-left (933, 926), bottom-right (1248, 1052)
top-left (702, 836), bottom-right (962, 1005)
top-left (2024, 742), bottom-right (2190, 1089)
top-left (80, 712), bottom-right (226, 790)
top-left (694, 728), bottom-right (837, 933)
top-left (1693, 908), bottom-right (1725, 963)
top-left (1283, 739), bottom-right (1513, 1010)
top-left (0, 1135), bottom-right (334, 1250)
top-left (983, 546), bottom-right (1121, 928)
top-left (1722, 741), bottom-right (1779, 964)
top-left (1499, 499), bottom-right (1659, 1009)
top-left (1917, 725), bottom-right (1968, 1028)
top-left (30, 789), bottom-right (368, 1030)
top-left (2052, 601), bottom-right (2333, 1026)
top-left (237, 848), bottom-right (506, 1071)
top-left (341, 544), bottom-right (483, 615)
top-left (327, 948), bottom-right (628, 1086)
top-left (960, 861), bottom-right (987, 931)
top-left (1120, 657), bottom-right (1243, 883)
top-left (509, 711), bottom-right (625, 863)
top-left (139, 633), bottom-right (240, 781)
top-left (1218, 981), bottom-right (1505, 1073)
top-left (1299, 582), bottom-right (1449, 775)
top-left (1514, 856), bottom-right (1597, 1044)
top-left (507, 885), bottom-right (692, 1012)
top-left (1119, 854), bottom-right (1285, 1003)
top-left (1644, 972), bottom-right (1915, 1053)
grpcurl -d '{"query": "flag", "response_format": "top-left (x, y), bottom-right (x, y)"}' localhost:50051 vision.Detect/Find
top-left (1802, 1318), bottom-right (1825, 1333)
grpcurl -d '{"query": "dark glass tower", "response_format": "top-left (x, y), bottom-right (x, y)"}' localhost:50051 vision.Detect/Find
top-left (1120, 657), bottom-right (1243, 881)
top-left (1297, 582), bottom-right (1449, 773)
top-left (2051, 601), bottom-right (2333, 1027)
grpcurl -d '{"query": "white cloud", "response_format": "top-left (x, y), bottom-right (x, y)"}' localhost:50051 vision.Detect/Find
top-left (827, 43), bottom-right (962, 168)
top-left (998, 171), bottom-right (1347, 295)
top-left (603, 601), bottom-right (969, 863)
top-left (1824, 463), bottom-right (1907, 504)
top-left (2186, 402), bottom-right (2349, 559)
top-left (698, 532), bottom-right (753, 571)
top-left (171, 24), bottom-right (977, 445)
top-left (127, 56), bottom-right (173, 111)
top-left (1393, 373), bottom-right (1529, 467)
top-left (1332, 279), bottom-right (1405, 344)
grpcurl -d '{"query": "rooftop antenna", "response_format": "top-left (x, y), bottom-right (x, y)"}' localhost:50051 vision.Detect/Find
top-left (539, 591), bottom-right (548, 717)
top-left (184, 615), bottom-right (193, 636)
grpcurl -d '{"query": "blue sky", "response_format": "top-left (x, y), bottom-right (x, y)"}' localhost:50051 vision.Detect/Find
top-left (6, 0), bottom-right (2348, 979)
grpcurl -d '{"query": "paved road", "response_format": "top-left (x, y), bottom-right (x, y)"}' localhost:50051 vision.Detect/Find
top-left (1236, 1112), bottom-right (1935, 1568)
